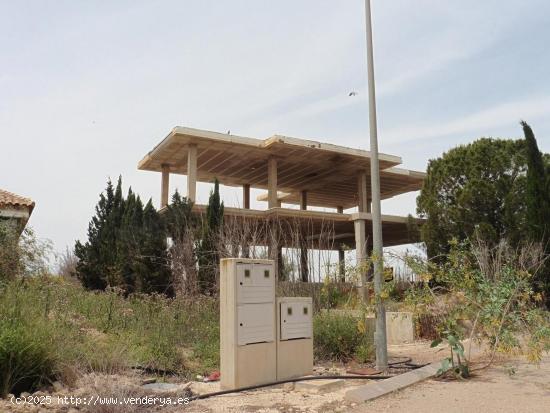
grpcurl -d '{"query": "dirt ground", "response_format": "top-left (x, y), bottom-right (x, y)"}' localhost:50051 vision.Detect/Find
top-left (3, 341), bottom-right (549, 413)
top-left (355, 355), bottom-right (550, 413)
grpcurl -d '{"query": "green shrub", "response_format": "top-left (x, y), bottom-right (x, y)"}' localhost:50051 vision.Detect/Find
top-left (313, 312), bottom-right (372, 362)
top-left (319, 282), bottom-right (354, 309)
top-left (0, 323), bottom-right (57, 397)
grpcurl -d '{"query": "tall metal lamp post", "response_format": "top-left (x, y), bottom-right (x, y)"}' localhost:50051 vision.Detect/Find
top-left (364, 0), bottom-right (388, 371)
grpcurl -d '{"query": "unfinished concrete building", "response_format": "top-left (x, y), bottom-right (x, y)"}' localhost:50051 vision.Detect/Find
top-left (138, 126), bottom-right (425, 283)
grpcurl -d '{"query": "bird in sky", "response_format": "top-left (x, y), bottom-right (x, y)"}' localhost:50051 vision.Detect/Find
top-left (348, 91), bottom-right (358, 97)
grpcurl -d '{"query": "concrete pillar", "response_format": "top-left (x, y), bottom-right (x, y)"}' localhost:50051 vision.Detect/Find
top-left (338, 249), bottom-right (346, 282)
top-left (300, 246), bottom-right (308, 282)
top-left (161, 164), bottom-right (170, 208)
top-left (268, 157), bottom-right (278, 209)
top-left (243, 184), bottom-right (250, 209)
top-left (242, 184), bottom-right (251, 258)
top-left (187, 144), bottom-right (198, 203)
top-left (357, 171), bottom-right (368, 212)
top-left (337, 206), bottom-right (345, 281)
top-left (299, 190), bottom-right (309, 282)
top-left (300, 190), bottom-right (307, 211)
top-left (351, 213), bottom-right (369, 303)
top-left (267, 157), bottom-right (279, 277)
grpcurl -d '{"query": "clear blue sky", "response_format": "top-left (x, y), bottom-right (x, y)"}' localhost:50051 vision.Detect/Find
top-left (1, 0), bottom-right (549, 253)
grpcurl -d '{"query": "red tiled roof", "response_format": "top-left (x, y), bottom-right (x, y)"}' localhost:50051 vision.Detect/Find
top-left (0, 189), bottom-right (35, 209)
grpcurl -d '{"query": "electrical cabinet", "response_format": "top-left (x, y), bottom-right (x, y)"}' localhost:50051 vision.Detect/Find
top-left (276, 297), bottom-right (313, 380)
top-left (220, 259), bottom-right (276, 390)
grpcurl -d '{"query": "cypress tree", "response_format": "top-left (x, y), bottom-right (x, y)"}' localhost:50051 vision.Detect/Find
top-left (165, 191), bottom-right (195, 241)
top-left (522, 121), bottom-right (550, 242)
top-left (198, 179), bottom-right (224, 295)
top-left (75, 179), bottom-right (117, 290)
top-left (141, 199), bottom-right (172, 295)
top-left (116, 188), bottom-right (143, 293)
top-left (522, 121), bottom-right (550, 305)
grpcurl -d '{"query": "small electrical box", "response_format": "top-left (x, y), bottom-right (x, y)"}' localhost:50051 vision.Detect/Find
top-left (220, 259), bottom-right (276, 390)
top-left (280, 299), bottom-right (312, 340)
top-left (276, 297), bottom-right (313, 380)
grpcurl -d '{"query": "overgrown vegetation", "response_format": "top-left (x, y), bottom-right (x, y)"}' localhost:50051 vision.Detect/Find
top-left (404, 237), bottom-right (550, 378)
top-left (0, 278), bottom-right (219, 397)
top-left (313, 312), bottom-right (373, 363)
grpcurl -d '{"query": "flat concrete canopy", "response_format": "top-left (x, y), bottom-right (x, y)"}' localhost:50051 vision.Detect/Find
top-left (138, 127), bottom-right (425, 209)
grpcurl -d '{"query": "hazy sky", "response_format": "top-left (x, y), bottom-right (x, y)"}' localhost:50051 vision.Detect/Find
top-left (1, 0), bottom-right (549, 253)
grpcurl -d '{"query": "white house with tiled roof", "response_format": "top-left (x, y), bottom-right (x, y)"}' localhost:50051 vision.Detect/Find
top-left (0, 188), bottom-right (35, 233)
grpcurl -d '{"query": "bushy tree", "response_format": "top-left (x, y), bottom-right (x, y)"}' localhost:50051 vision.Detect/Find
top-left (75, 177), bottom-right (170, 295)
top-left (417, 138), bottom-right (530, 259)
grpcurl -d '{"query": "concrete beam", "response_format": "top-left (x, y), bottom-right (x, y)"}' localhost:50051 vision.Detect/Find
top-left (268, 157), bottom-right (278, 209)
top-left (346, 361), bottom-right (442, 404)
top-left (161, 164), bottom-right (170, 208)
top-left (187, 144), bottom-right (198, 202)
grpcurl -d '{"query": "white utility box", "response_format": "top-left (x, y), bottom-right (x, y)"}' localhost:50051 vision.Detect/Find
top-left (276, 297), bottom-right (313, 380)
top-left (220, 259), bottom-right (276, 390)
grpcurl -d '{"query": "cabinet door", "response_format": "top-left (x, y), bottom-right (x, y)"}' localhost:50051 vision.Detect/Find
top-left (237, 263), bottom-right (275, 304)
top-left (280, 301), bottom-right (312, 340)
top-left (237, 303), bottom-right (275, 345)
